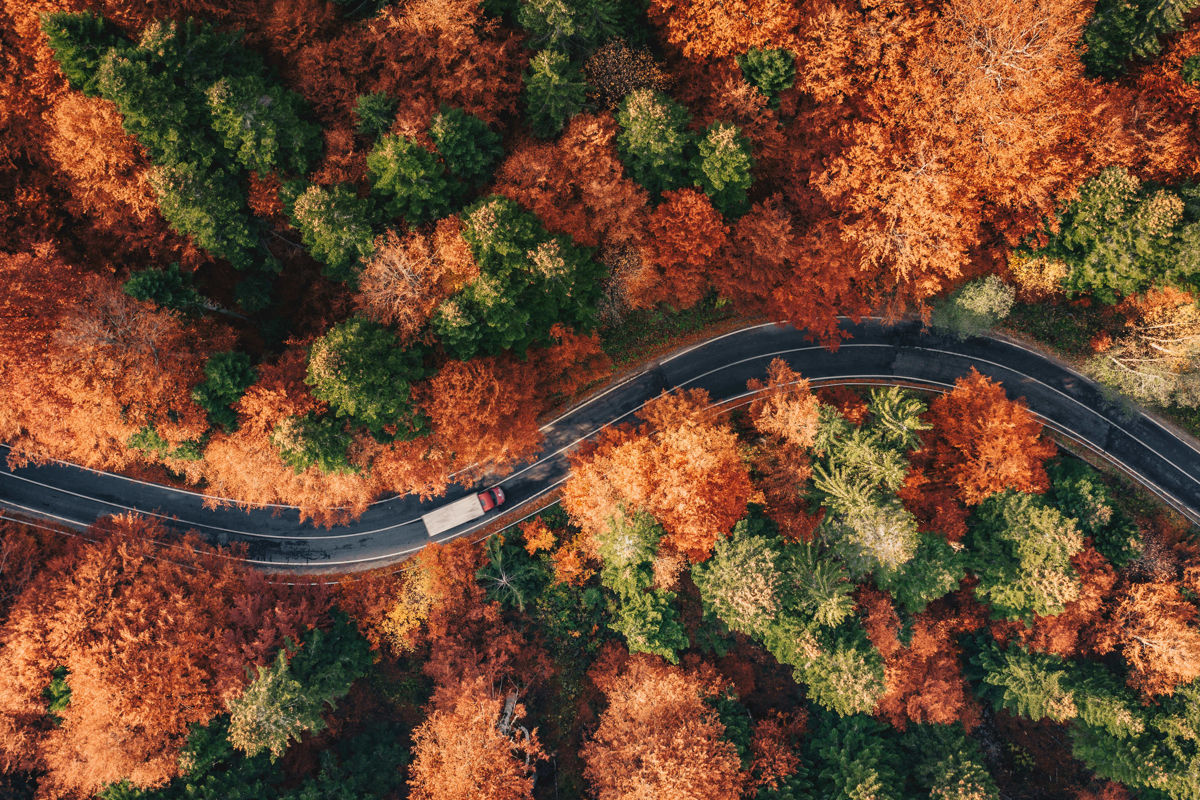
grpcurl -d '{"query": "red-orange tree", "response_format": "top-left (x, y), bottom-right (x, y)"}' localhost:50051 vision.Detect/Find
top-left (792, 0), bottom-right (1134, 314)
top-left (1095, 581), bottom-right (1200, 699)
top-left (409, 672), bottom-right (544, 800)
top-left (0, 514), bottom-right (326, 794)
top-left (627, 188), bottom-right (728, 310)
top-left (647, 0), bottom-right (802, 60)
top-left (582, 653), bottom-right (745, 800)
top-left (920, 369), bottom-right (1056, 506)
top-left (562, 388), bottom-right (753, 561)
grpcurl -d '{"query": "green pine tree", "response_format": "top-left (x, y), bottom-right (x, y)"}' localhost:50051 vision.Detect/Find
top-left (306, 317), bottom-right (429, 435)
top-left (691, 122), bottom-right (754, 218)
top-left (122, 264), bottom-right (207, 315)
top-left (615, 89), bottom-right (696, 198)
top-left (191, 351), bottom-right (257, 432)
top-left (523, 49), bottom-right (589, 139)
top-left (736, 48), bottom-right (796, 107)
top-left (290, 183), bottom-right (379, 284)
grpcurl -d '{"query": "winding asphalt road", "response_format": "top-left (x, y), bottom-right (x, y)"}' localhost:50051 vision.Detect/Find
top-left (3, 319), bottom-right (1200, 572)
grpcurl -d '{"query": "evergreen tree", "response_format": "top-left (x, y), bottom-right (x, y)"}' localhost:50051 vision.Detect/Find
top-left (594, 511), bottom-right (688, 662)
top-left (1082, 0), bottom-right (1200, 78)
top-left (1027, 167), bottom-right (1200, 302)
top-left (1071, 663), bottom-right (1146, 740)
top-left (523, 49), bottom-right (589, 139)
top-left (865, 386), bottom-right (931, 453)
top-left (798, 628), bottom-right (887, 716)
top-left (434, 196), bottom-right (604, 359)
top-left (973, 640), bottom-right (1078, 723)
top-left (930, 276), bottom-right (1016, 340)
top-left (967, 491), bottom-right (1083, 621)
top-left (429, 106), bottom-right (503, 197)
top-left (692, 513), bottom-right (783, 638)
top-left (476, 534), bottom-right (549, 612)
top-left (808, 714), bottom-right (902, 800)
top-left (226, 613), bottom-right (373, 761)
top-left (290, 183), bottom-right (379, 284)
top-left (1047, 458), bottom-right (1143, 567)
top-left (227, 648), bottom-right (322, 761)
top-left (822, 499), bottom-right (920, 578)
top-left (206, 75), bottom-right (321, 176)
top-left (874, 531), bottom-right (966, 615)
top-left (595, 509), bottom-right (662, 595)
top-left (1183, 54), bottom-right (1200, 85)
top-left (516, 0), bottom-right (621, 54)
top-left (736, 47), bottom-right (795, 107)
top-left (306, 317), bottom-right (429, 435)
top-left (271, 414), bottom-right (357, 475)
top-left (41, 11), bottom-right (126, 97)
top-left (903, 724), bottom-right (999, 800)
top-left (149, 162), bottom-right (260, 271)
top-left (1071, 677), bottom-right (1200, 799)
top-left (366, 135), bottom-right (453, 224)
top-left (777, 541), bottom-right (856, 629)
top-left (191, 352), bottom-right (256, 432)
top-left (609, 587), bottom-right (690, 663)
top-left (122, 264), bottom-right (207, 315)
top-left (615, 89), bottom-right (696, 197)
top-left (353, 92), bottom-right (398, 139)
top-left (691, 122), bottom-right (754, 218)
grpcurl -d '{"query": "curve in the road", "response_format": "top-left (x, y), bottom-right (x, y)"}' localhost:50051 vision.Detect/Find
top-left (3, 319), bottom-right (1199, 571)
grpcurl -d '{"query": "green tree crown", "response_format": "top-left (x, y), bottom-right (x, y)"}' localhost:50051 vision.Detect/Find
top-left (736, 47), bottom-right (796, 107)
top-left (615, 88), bottom-right (696, 198)
top-left (523, 49), bottom-right (588, 139)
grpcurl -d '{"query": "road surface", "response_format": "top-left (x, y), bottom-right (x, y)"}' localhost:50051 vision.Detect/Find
top-left (3, 319), bottom-right (1198, 572)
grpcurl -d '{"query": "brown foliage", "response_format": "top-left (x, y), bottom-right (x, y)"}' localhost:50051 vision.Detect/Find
top-left (562, 389), bottom-right (753, 561)
top-left (409, 672), bottom-right (544, 800)
top-left (493, 113), bottom-right (650, 250)
top-left (288, 0), bottom-right (524, 129)
top-left (747, 358), bottom-right (820, 448)
top-left (648, 0), bottom-right (802, 60)
top-left (529, 323), bottom-right (612, 399)
top-left (355, 219), bottom-right (479, 341)
top-left (748, 710), bottom-right (806, 790)
top-left (897, 466), bottom-right (970, 542)
top-left (582, 654), bottom-right (745, 800)
top-left (1020, 547), bottom-right (1117, 658)
top-left (921, 369), bottom-right (1056, 506)
top-left (0, 248), bottom-right (232, 473)
top-left (1095, 580), bottom-right (1200, 699)
top-left (793, 0), bottom-right (1135, 314)
top-left (583, 38), bottom-right (671, 110)
top-left (860, 587), bottom-right (987, 729)
top-left (416, 354), bottom-right (544, 479)
top-left (626, 189), bottom-right (727, 310)
top-left (416, 538), bottom-right (551, 689)
top-left (0, 514), bottom-right (326, 793)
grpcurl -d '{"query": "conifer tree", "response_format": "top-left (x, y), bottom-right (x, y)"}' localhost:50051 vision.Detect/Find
top-left (523, 50), bottom-right (589, 139)
top-left (615, 89), bottom-right (696, 197)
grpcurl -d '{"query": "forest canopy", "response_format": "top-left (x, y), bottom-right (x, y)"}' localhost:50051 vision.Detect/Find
top-left (2, 374), bottom-right (1197, 799)
top-left (5, 0), bottom-right (1200, 797)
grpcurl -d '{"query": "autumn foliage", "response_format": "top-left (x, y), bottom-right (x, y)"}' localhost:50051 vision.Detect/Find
top-left (0, 515), bottom-right (326, 794)
top-left (582, 652), bottom-right (745, 800)
top-left (562, 388), bottom-right (753, 561)
top-left (409, 673), bottom-right (544, 800)
top-left (920, 369), bottom-right (1057, 506)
